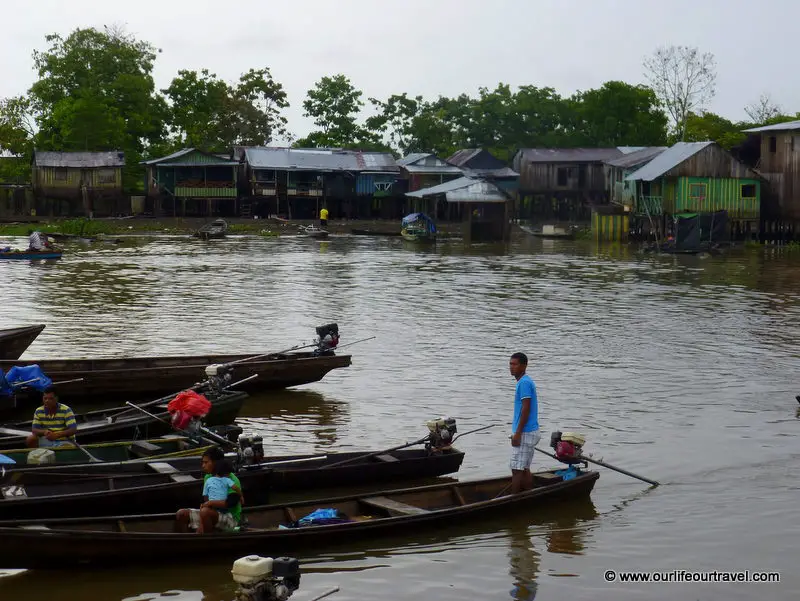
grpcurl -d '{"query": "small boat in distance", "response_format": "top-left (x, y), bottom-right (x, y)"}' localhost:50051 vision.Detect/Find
top-left (194, 219), bottom-right (228, 240)
top-left (0, 249), bottom-right (63, 260)
top-left (303, 225), bottom-right (329, 239)
top-left (0, 325), bottom-right (46, 360)
top-left (401, 213), bottom-right (436, 242)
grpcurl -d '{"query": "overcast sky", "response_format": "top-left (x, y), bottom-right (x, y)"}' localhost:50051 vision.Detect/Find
top-left (2, 0), bottom-right (797, 140)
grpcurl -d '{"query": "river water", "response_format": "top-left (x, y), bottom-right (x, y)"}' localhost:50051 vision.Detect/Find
top-left (0, 233), bottom-right (798, 601)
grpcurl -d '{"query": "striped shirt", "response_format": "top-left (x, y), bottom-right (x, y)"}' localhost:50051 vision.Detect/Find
top-left (32, 403), bottom-right (77, 439)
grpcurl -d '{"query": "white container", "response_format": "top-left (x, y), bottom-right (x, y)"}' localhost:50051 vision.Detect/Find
top-left (231, 555), bottom-right (273, 585)
top-left (27, 448), bottom-right (56, 465)
top-left (561, 432), bottom-right (586, 446)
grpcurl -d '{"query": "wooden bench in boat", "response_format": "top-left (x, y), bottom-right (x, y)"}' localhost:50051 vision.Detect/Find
top-left (533, 472), bottom-right (563, 484)
top-left (0, 426), bottom-right (33, 437)
top-left (361, 496), bottom-right (431, 516)
top-left (148, 461), bottom-right (196, 483)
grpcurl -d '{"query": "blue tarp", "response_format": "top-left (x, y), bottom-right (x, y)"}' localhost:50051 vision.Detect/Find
top-left (3, 365), bottom-right (53, 393)
top-left (555, 465), bottom-right (580, 481)
top-left (401, 213), bottom-right (436, 233)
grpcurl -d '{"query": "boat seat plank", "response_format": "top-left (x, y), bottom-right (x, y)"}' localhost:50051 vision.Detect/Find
top-left (361, 496), bottom-right (431, 516)
top-left (373, 454), bottom-right (399, 463)
top-left (0, 427), bottom-right (33, 437)
top-left (534, 472), bottom-right (562, 482)
top-left (148, 461), bottom-right (196, 482)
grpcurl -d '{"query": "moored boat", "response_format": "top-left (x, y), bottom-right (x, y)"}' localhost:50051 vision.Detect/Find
top-left (0, 447), bottom-right (466, 520)
top-left (0, 249), bottom-right (63, 260)
top-left (0, 389), bottom-right (247, 450)
top-left (0, 324), bottom-right (45, 360)
top-left (303, 225), bottom-right (329, 239)
top-left (0, 468), bottom-right (599, 568)
top-left (194, 218), bottom-right (228, 240)
top-left (0, 350), bottom-right (351, 412)
top-left (401, 213), bottom-right (436, 242)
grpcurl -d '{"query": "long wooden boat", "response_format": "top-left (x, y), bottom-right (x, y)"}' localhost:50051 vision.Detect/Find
top-left (0, 351), bottom-right (351, 411)
top-left (0, 448), bottom-right (465, 520)
top-left (0, 324), bottom-right (45, 360)
top-left (0, 435), bottom-right (213, 466)
top-left (194, 219), bottom-right (228, 240)
top-left (0, 390), bottom-right (247, 450)
top-left (0, 249), bottom-right (63, 260)
top-left (0, 469), bottom-right (599, 568)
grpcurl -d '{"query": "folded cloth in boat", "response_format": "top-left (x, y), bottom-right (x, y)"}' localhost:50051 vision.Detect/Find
top-left (555, 465), bottom-right (579, 481)
top-left (281, 508), bottom-right (351, 529)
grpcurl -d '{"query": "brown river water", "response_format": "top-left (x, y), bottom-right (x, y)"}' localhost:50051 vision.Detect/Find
top-left (0, 232), bottom-right (799, 601)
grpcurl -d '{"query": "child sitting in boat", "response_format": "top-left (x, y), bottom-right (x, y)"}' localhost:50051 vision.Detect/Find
top-left (198, 459), bottom-right (243, 533)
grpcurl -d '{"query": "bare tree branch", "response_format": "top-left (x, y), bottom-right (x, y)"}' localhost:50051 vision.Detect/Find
top-left (643, 45), bottom-right (716, 140)
top-left (744, 93), bottom-right (782, 124)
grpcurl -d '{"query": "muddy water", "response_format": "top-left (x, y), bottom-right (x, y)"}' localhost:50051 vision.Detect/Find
top-left (0, 233), bottom-right (798, 600)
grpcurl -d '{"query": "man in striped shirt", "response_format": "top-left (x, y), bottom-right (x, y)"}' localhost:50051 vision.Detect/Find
top-left (25, 388), bottom-right (78, 448)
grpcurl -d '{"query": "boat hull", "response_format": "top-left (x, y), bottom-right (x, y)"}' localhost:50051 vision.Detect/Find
top-left (0, 448), bottom-right (466, 520)
top-left (0, 325), bottom-right (45, 360)
top-left (0, 470), bottom-right (598, 568)
top-left (0, 251), bottom-right (63, 260)
top-left (0, 351), bottom-right (351, 412)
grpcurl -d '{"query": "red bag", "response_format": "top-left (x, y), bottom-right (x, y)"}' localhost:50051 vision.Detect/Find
top-left (167, 390), bottom-right (212, 418)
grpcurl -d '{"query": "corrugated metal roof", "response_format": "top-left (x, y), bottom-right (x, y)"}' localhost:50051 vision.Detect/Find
top-left (742, 119), bottom-right (800, 133)
top-left (517, 148), bottom-right (624, 163)
top-left (625, 142), bottom-right (714, 182)
top-left (605, 146), bottom-right (668, 169)
top-left (405, 176), bottom-right (508, 203)
top-left (462, 167), bottom-right (519, 178)
top-left (396, 152), bottom-right (431, 166)
top-left (447, 149), bottom-right (482, 166)
top-left (141, 148), bottom-right (239, 167)
top-left (34, 151), bottom-right (125, 168)
top-left (245, 147), bottom-right (398, 172)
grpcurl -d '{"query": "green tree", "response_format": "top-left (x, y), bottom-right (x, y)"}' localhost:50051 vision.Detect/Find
top-left (28, 26), bottom-right (168, 191)
top-left (682, 112), bottom-right (746, 149)
top-left (296, 74), bottom-right (376, 148)
top-left (0, 96), bottom-right (36, 155)
top-left (569, 81), bottom-right (668, 147)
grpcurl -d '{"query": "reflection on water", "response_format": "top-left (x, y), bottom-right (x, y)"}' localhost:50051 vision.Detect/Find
top-left (1, 235), bottom-right (800, 600)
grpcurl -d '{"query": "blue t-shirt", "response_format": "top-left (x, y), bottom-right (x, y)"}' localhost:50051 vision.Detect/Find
top-left (513, 374), bottom-right (539, 433)
top-left (202, 475), bottom-right (234, 501)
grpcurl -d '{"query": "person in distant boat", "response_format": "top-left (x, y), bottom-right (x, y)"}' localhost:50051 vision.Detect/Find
top-left (27, 229), bottom-right (51, 251)
top-left (508, 352), bottom-right (541, 493)
top-left (25, 388), bottom-right (78, 448)
top-left (319, 205), bottom-right (329, 228)
top-left (174, 447), bottom-right (244, 534)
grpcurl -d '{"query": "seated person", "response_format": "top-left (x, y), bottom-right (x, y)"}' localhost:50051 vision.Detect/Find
top-left (28, 230), bottom-right (50, 251)
top-left (26, 388), bottom-right (77, 448)
top-left (175, 448), bottom-right (244, 534)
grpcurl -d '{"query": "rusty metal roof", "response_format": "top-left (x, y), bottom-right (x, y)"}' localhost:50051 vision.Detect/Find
top-left (517, 148), bottom-right (624, 163)
top-left (34, 151), bottom-right (125, 168)
top-left (405, 176), bottom-right (508, 203)
top-left (742, 119), bottom-right (800, 133)
top-left (605, 146), bottom-right (668, 169)
top-left (447, 149), bottom-right (482, 166)
top-left (245, 147), bottom-right (398, 172)
top-left (625, 142), bottom-right (713, 182)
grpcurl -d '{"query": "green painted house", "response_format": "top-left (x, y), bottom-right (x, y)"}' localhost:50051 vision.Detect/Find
top-left (626, 141), bottom-right (762, 238)
top-left (142, 148), bottom-right (239, 216)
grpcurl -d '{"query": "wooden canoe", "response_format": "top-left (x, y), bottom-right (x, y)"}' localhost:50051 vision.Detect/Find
top-left (0, 435), bottom-right (213, 466)
top-left (0, 448), bottom-right (465, 520)
top-left (0, 250), bottom-right (63, 260)
top-left (194, 219), bottom-right (228, 240)
top-left (0, 390), bottom-right (247, 450)
top-left (0, 324), bottom-right (45, 360)
top-left (0, 351), bottom-right (351, 411)
top-left (0, 469), bottom-right (599, 568)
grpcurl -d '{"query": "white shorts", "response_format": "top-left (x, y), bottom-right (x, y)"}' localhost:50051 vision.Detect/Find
top-left (188, 508), bottom-right (238, 531)
top-left (510, 430), bottom-right (541, 471)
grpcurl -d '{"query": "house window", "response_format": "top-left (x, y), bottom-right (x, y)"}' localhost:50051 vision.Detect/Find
top-left (741, 184), bottom-right (756, 198)
top-left (689, 183), bottom-right (706, 198)
top-left (769, 136), bottom-right (777, 153)
top-left (557, 167), bottom-right (569, 186)
top-left (53, 168), bottom-right (68, 181)
top-left (97, 169), bottom-right (116, 184)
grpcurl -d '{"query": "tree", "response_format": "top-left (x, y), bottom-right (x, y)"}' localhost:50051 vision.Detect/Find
top-left (163, 69), bottom-right (233, 151)
top-left (296, 74), bottom-right (375, 148)
top-left (366, 93), bottom-right (424, 154)
top-left (744, 93), bottom-right (782, 125)
top-left (230, 68), bottom-right (290, 146)
top-left (0, 96), bottom-right (36, 155)
top-left (643, 45), bottom-right (716, 141)
top-left (683, 111), bottom-right (745, 149)
top-left (28, 26), bottom-right (168, 190)
top-left (569, 81), bottom-right (668, 147)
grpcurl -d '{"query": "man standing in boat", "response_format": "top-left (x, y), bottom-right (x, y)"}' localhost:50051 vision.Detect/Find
top-left (25, 388), bottom-right (78, 448)
top-left (509, 352), bottom-right (540, 493)
top-left (174, 447), bottom-right (243, 534)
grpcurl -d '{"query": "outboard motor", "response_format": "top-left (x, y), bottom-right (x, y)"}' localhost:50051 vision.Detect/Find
top-left (232, 555), bottom-right (300, 601)
top-left (425, 417), bottom-right (457, 452)
top-left (203, 363), bottom-right (235, 395)
top-left (549, 431), bottom-right (586, 464)
top-left (314, 323), bottom-right (340, 355)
